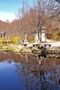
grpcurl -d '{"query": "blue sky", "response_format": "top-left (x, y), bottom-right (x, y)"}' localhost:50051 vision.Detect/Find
top-left (0, 0), bottom-right (21, 12)
top-left (0, 0), bottom-right (34, 22)
top-left (0, 0), bottom-right (21, 22)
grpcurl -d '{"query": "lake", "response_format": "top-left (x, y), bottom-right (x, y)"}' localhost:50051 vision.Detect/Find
top-left (0, 61), bottom-right (27, 90)
top-left (0, 59), bottom-right (60, 90)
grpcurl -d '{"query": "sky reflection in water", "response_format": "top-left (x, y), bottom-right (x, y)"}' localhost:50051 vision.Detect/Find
top-left (0, 61), bottom-right (26, 90)
top-left (0, 61), bottom-right (60, 90)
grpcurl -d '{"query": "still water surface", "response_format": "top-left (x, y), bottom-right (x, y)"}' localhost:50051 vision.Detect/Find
top-left (0, 60), bottom-right (60, 90)
top-left (0, 61), bottom-right (26, 90)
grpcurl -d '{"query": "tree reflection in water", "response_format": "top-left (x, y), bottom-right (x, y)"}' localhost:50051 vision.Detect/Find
top-left (14, 55), bottom-right (60, 90)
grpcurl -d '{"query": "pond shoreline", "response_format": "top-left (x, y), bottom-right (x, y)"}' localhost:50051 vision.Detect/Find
top-left (0, 50), bottom-right (26, 62)
top-left (0, 50), bottom-right (60, 71)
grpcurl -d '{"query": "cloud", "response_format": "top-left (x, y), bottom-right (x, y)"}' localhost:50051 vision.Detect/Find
top-left (0, 12), bottom-right (16, 22)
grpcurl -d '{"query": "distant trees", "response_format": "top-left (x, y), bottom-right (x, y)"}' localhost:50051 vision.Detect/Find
top-left (0, 0), bottom-right (60, 41)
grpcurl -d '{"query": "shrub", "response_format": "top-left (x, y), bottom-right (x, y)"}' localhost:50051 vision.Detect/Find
top-left (9, 35), bottom-right (20, 44)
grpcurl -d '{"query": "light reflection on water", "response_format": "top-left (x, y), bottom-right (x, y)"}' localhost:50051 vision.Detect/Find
top-left (0, 61), bottom-right (60, 90)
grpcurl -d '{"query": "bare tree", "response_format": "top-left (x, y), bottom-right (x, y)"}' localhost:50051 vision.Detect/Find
top-left (16, 0), bottom-right (60, 41)
top-left (35, 0), bottom-right (60, 40)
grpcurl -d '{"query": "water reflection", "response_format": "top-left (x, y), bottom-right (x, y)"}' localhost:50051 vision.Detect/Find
top-left (0, 61), bottom-right (26, 90)
top-left (0, 60), bottom-right (60, 90)
top-left (15, 60), bottom-right (60, 90)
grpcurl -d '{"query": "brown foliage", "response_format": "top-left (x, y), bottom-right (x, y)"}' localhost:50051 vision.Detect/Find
top-left (0, 0), bottom-right (60, 41)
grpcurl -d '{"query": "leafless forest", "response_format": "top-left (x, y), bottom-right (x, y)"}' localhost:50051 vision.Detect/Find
top-left (0, 0), bottom-right (60, 41)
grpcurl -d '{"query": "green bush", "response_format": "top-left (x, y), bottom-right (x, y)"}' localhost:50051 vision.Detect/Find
top-left (5, 47), bottom-right (15, 52)
top-left (9, 36), bottom-right (20, 44)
